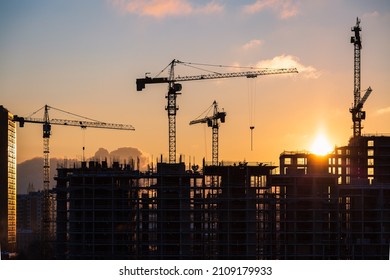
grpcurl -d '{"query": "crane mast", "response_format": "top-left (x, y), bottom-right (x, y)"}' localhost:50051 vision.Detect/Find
top-left (166, 60), bottom-right (182, 164)
top-left (43, 105), bottom-right (51, 192)
top-left (137, 59), bottom-right (298, 163)
top-left (350, 18), bottom-right (372, 137)
top-left (13, 104), bottom-right (135, 191)
top-left (190, 101), bottom-right (226, 166)
top-left (13, 105), bottom-right (134, 254)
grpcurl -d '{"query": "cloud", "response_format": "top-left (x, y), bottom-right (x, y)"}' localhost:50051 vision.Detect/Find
top-left (376, 107), bottom-right (390, 115)
top-left (94, 147), bottom-right (149, 169)
top-left (255, 54), bottom-right (320, 79)
top-left (241, 39), bottom-right (263, 51)
top-left (243, 0), bottom-right (298, 19)
top-left (363, 11), bottom-right (380, 18)
top-left (110, 0), bottom-right (224, 18)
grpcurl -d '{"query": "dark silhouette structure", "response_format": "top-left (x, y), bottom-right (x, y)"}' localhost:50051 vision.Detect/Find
top-left (53, 135), bottom-right (390, 260)
top-left (54, 160), bottom-right (276, 259)
top-left (53, 136), bottom-right (390, 260)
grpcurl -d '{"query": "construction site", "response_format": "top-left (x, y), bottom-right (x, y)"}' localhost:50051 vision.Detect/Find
top-left (1, 18), bottom-right (389, 260)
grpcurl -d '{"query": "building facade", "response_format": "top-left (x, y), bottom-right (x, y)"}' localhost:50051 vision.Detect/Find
top-left (0, 105), bottom-right (17, 253)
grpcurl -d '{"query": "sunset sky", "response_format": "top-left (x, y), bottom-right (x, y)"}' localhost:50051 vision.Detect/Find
top-left (1, 0), bottom-right (389, 168)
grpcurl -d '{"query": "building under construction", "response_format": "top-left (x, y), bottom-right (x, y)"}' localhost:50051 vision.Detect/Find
top-left (53, 135), bottom-right (390, 260)
top-left (54, 160), bottom-right (276, 259)
top-left (272, 135), bottom-right (390, 259)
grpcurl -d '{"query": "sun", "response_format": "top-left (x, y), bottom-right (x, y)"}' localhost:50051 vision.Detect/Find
top-left (310, 132), bottom-right (333, 156)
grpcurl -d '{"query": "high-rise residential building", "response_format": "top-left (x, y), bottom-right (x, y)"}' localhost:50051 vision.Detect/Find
top-left (17, 189), bottom-right (44, 254)
top-left (0, 105), bottom-right (17, 253)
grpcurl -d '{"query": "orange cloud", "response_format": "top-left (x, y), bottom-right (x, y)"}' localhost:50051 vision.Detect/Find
top-left (242, 39), bottom-right (263, 50)
top-left (110, 0), bottom-right (223, 18)
top-left (256, 54), bottom-right (320, 78)
top-left (376, 107), bottom-right (390, 115)
top-left (243, 0), bottom-right (299, 19)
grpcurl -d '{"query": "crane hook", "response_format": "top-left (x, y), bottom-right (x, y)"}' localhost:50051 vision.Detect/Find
top-left (250, 126), bottom-right (255, 151)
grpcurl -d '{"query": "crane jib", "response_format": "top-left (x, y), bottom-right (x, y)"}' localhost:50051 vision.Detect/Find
top-left (136, 68), bottom-right (298, 91)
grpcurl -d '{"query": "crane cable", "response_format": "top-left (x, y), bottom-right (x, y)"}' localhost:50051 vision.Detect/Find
top-left (81, 127), bottom-right (87, 162)
top-left (247, 78), bottom-right (257, 151)
top-left (154, 59), bottom-right (272, 80)
top-left (192, 101), bottom-right (214, 121)
top-left (204, 124), bottom-right (208, 163)
top-left (179, 60), bottom-right (269, 70)
top-left (49, 105), bottom-right (102, 122)
top-left (27, 105), bottom-right (46, 118)
top-left (27, 105), bottom-right (103, 123)
top-left (191, 102), bottom-right (214, 162)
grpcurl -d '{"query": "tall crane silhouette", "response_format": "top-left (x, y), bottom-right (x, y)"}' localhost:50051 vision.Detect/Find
top-left (190, 101), bottom-right (226, 166)
top-left (136, 59), bottom-right (298, 163)
top-left (14, 104), bottom-right (135, 190)
top-left (350, 18), bottom-right (373, 137)
top-left (13, 105), bottom-right (134, 251)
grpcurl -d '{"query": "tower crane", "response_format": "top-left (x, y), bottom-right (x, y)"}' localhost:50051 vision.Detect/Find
top-left (190, 101), bottom-right (226, 166)
top-left (136, 59), bottom-right (298, 163)
top-left (350, 17), bottom-right (373, 137)
top-left (13, 104), bottom-right (135, 191)
top-left (13, 105), bottom-right (134, 251)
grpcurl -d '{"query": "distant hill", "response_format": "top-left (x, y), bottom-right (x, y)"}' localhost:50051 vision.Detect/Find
top-left (17, 157), bottom-right (63, 194)
top-left (17, 147), bottom-right (148, 194)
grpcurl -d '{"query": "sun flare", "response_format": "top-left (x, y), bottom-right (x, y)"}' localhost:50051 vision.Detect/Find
top-left (310, 133), bottom-right (333, 156)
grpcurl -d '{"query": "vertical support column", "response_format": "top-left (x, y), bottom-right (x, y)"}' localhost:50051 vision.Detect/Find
top-left (166, 83), bottom-right (182, 164)
top-left (167, 86), bottom-right (177, 164)
top-left (42, 104), bottom-right (52, 256)
top-left (212, 126), bottom-right (218, 166)
top-left (43, 137), bottom-right (50, 190)
top-left (350, 17), bottom-right (362, 137)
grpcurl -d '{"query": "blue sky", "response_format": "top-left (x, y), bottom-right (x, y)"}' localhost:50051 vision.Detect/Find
top-left (1, 0), bottom-right (389, 168)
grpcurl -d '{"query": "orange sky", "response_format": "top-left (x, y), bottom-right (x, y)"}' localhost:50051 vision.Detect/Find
top-left (1, 0), bottom-right (389, 167)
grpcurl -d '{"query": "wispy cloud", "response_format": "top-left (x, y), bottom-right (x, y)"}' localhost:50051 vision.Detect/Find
top-left (363, 11), bottom-right (380, 18)
top-left (110, 0), bottom-right (224, 18)
top-left (256, 54), bottom-right (320, 79)
top-left (243, 0), bottom-right (299, 19)
top-left (377, 107), bottom-right (390, 115)
top-left (241, 39), bottom-right (263, 51)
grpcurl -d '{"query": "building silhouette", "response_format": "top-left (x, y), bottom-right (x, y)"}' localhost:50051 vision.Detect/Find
top-left (3, 101), bottom-right (388, 259)
top-left (54, 160), bottom-right (276, 259)
top-left (273, 152), bottom-right (339, 259)
top-left (16, 189), bottom-right (45, 258)
top-left (0, 105), bottom-right (17, 254)
top-left (54, 136), bottom-right (390, 260)
top-left (274, 135), bottom-right (390, 259)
